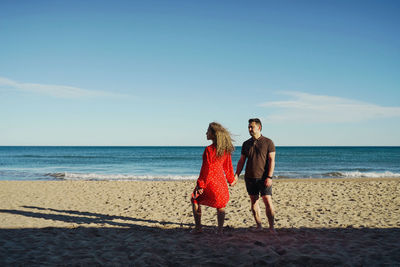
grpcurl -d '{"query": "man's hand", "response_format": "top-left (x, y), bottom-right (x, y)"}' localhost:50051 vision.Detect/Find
top-left (265, 177), bottom-right (273, 187)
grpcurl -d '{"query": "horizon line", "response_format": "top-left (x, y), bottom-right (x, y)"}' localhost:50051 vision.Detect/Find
top-left (1, 145), bottom-right (399, 148)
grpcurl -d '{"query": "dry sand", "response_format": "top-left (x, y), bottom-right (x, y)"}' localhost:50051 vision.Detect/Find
top-left (1, 178), bottom-right (399, 266)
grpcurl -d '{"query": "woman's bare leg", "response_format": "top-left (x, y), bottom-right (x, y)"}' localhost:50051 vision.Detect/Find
top-left (217, 207), bottom-right (225, 233)
top-left (192, 202), bottom-right (202, 232)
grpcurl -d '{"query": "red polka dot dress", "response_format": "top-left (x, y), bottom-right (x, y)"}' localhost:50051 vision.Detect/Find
top-left (192, 144), bottom-right (235, 209)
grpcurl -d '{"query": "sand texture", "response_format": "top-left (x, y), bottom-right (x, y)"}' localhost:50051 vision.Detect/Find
top-left (1, 178), bottom-right (400, 266)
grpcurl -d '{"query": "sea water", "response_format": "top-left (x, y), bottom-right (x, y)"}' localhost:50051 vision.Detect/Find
top-left (0, 146), bottom-right (399, 181)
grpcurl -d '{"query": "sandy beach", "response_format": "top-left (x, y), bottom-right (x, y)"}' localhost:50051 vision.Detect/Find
top-left (1, 178), bottom-right (399, 266)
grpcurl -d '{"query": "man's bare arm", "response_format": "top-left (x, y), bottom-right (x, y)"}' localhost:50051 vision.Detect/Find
top-left (265, 152), bottom-right (276, 187)
top-left (232, 154), bottom-right (246, 186)
top-left (236, 154), bottom-right (246, 176)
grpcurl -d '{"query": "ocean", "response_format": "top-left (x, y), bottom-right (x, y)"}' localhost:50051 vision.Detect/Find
top-left (0, 146), bottom-right (399, 181)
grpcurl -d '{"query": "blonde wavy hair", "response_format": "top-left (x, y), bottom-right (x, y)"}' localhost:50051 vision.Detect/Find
top-left (208, 122), bottom-right (235, 157)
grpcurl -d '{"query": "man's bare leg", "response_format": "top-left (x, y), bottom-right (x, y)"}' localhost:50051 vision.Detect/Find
top-left (217, 208), bottom-right (225, 233)
top-left (249, 195), bottom-right (262, 229)
top-left (192, 202), bottom-right (202, 232)
top-left (262, 195), bottom-right (275, 232)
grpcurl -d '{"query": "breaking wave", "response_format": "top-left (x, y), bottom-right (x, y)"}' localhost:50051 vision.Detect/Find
top-left (323, 171), bottom-right (400, 178)
top-left (45, 172), bottom-right (198, 181)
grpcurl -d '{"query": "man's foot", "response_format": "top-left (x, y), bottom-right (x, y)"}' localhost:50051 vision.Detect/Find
top-left (268, 228), bottom-right (277, 235)
top-left (190, 228), bottom-right (203, 234)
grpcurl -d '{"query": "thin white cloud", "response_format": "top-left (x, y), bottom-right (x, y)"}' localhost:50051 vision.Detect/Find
top-left (0, 76), bottom-right (130, 98)
top-left (259, 91), bottom-right (400, 123)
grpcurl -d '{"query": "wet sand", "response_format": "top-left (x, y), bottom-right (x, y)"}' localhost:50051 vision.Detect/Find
top-left (1, 178), bottom-right (399, 266)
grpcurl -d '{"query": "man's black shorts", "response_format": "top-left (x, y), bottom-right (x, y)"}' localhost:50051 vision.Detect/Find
top-left (245, 177), bottom-right (272, 196)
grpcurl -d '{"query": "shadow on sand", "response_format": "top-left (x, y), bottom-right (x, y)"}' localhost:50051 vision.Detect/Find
top-left (1, 206), bottom-right (400, 266)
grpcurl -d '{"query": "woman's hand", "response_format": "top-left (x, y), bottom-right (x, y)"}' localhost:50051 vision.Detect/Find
top-left (196, 187), bottom-right (204, 195)
top-left (229, 175), bottom-right (239, 186)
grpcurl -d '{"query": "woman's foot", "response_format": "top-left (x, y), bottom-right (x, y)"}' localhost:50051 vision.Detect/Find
top-left (249, 225), bottom-right (263, 232)
top-left (215, 228), bottom-right (224, 235)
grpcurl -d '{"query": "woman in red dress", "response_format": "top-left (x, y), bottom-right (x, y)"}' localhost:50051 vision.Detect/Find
top-left (191, 122), bottom-right (237, 233)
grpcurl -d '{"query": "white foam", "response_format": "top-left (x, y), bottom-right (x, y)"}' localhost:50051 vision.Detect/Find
top-left (46, 172), bottom-right (198, 181)
top-left (45, 171), bottom-right (400, 181)
top-left (339, 171), bottom-right (400, 178)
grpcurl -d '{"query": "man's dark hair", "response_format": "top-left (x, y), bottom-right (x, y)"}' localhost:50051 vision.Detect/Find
top-left (248, 118), bottom-right (262, 130)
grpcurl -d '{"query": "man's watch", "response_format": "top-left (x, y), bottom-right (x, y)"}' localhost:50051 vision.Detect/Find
top-left (266, 176), bottom-right (273, 179)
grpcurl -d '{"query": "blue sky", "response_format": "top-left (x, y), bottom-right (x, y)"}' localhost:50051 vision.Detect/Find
top-left (1, 0), bottom-right (399, 146)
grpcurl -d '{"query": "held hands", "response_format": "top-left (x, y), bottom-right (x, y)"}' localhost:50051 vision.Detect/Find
top-left (229, 174), bottom-right (239, 187)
